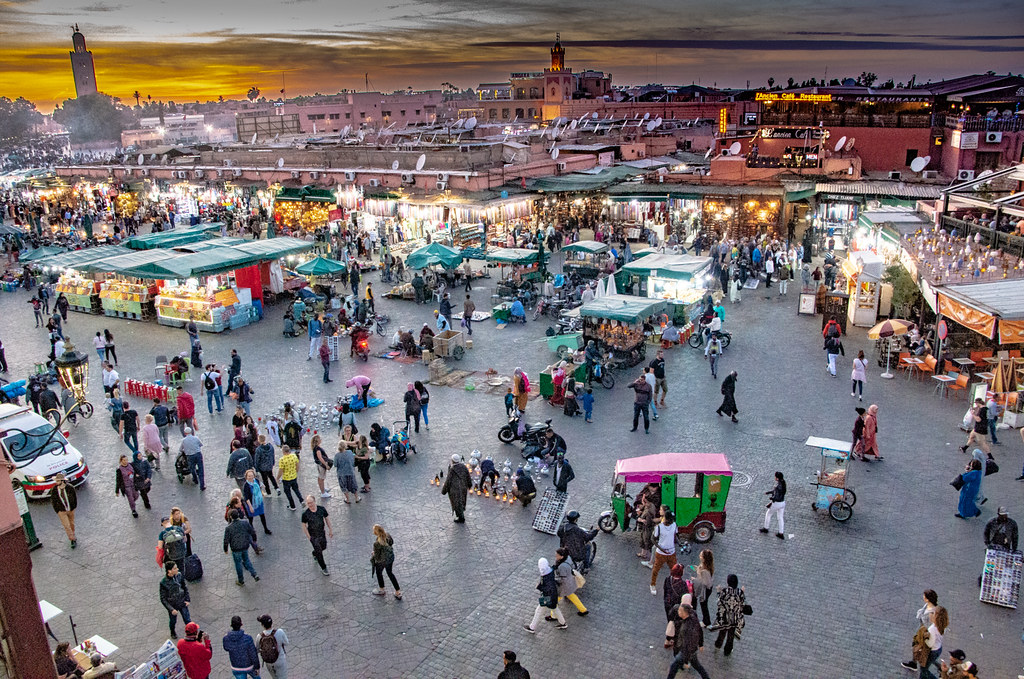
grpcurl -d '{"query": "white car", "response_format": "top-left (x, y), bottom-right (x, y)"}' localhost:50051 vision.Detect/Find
top-left (0, 404), bottom-right (89, 499)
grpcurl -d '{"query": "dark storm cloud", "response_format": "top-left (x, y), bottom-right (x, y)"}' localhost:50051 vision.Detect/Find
top-left (472, 38), bottom-right (1024, 53)
top-left (788, 31), bottom-right (1024, 40)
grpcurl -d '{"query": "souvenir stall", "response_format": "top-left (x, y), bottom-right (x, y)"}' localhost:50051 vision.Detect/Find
top-left (618, 253), bottom-right (713, 324)
top-left (604, 194), bottom-right (702, 243)
top-left (55, 273), bottom-right (102, 314)
top-left (579, 294), bottom-right (667, 367)
top-left (273, 187), bottom-right (336, 236)
top-left (841, 251), bottom-right (884, 328)
top-left (561, 240), bottom-right (609, 280)
top-left (486, 248), bottom-right (547, 291)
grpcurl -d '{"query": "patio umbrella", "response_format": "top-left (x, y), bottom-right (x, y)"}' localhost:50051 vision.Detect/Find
top-left (605, 274), bottom-right (617, 296)
top-left (867, 318), bottom-right (913, 339)
top-left (867, 318), bottom-right (912, 379)
top-left (405, 242), bottom-right (462, 270)
top-left (594, 276), bottom-right (606, 299)
top-left (294, 256), bottom-right (346, 277)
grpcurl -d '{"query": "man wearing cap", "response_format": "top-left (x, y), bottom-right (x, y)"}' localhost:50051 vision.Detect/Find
top-left (159, 562), bottom-right (191, 639)
top-left (180, 427), bottom-right (205, 491)
top-left (81, 653), bottom-right (117, 679)
top-left (984, 507), bottom-right (1018, 551)
top-left (938, 649), bottom-right (969, 679)
top-left (49, 472), bottom-right (77, 548)
top-left (177, 621), bottom-right (213, 679)
top-left (441, 454), bottom-right (471, 523)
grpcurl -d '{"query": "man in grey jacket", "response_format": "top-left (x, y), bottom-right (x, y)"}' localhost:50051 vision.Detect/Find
top-left (223, 510), bottom-right (259, 586)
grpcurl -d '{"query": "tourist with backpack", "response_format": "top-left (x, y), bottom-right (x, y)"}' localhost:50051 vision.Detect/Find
top-left (256, 614), bottom-right (289, 678)
top-left (200, 364), bottom-right (223, 414)
top-left (222, 615), bottom-right (260, 678)
top-left (159, 516), bottom-right (189, 573)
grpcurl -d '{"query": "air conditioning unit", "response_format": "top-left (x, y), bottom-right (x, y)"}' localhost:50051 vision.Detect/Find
top-left (233, 168), bottom-right (242, 177)
top-left (435, 181), bottom-right (448, 190)
top-left (368, 178), bottom-right (381, 187)
top-left (123, 168), bottom-right (132, 177)
top-left (557, 162), bottom-right (567, 172)
top-left (985, 132), bottom-right (1002, 144)
top-left (957, 169), bottom-right (975, 181)
top-left (921, 170), bottom-right (938, 179)
top-left (223, 159), bottom-right (233, 167)
top-left (194, 169), bottom-right (204, 178)
top-left (888, 171), bottom-right (902, 180)
top-left (401, 173), bottom-right (415, 183)
top-left (176, 171), bottom-right (188, 179)
top-left (290, 170), bottom-right (301, 179)
top-left (436, 172), bottom-right (449, 182)
top-left (216, 169), bottom-right (224, 178)
top-left (309, 171), bottom-right (320, 180)
top-left (345, 171), bottom-right (356, 181)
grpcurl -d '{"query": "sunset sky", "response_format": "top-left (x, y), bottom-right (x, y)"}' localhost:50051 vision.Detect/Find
top-left (2, 0), bottom-right (1022, 111)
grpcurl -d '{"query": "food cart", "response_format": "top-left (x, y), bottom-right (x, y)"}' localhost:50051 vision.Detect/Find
top-left (486, 248), bottom-right (547, 285)
top-left (561, 240), bottom-right (609, 280)
top-left (805, 436), bottom-right (857, 522)
top-left (618, 253), bottom-right (713, 324)
top-left (55, 273), bottom-right (102, 314)
top-left (579, 294), bottom-right (667, 367)
top-left (99, 280), bottom-right (160, 320)
top-left (842, 251), bottom-right (884, 328)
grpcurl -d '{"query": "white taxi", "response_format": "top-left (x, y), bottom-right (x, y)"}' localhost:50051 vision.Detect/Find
top-left (0, 404), bottom-right (89, 499)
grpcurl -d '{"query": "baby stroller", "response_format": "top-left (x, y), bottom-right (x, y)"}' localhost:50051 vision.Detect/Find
top-left (174, 451), bottom-right (191, 484)
top-left (383, 420), bottom-right (417, 464)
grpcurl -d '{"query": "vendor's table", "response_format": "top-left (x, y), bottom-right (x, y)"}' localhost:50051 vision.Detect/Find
top-left (979, 547), bottom-right (1022, 608)
top-left (492, 303), bottom-right (511, 323)
top-left (539, 363), bottom-right (586, 397)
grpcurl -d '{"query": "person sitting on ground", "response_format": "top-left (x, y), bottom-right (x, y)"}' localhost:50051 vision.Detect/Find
top-left (419, 324), bottom-right (435, 352)
top-left (509, 298), bottom-right (526, 323)
top-left (399, 329), bottom-right (418, 357)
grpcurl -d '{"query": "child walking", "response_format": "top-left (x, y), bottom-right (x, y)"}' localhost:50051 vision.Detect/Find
top-left (581, 388), bottom-right (595, 423)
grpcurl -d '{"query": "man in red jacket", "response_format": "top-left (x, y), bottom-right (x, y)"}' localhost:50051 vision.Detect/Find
top-left (177, 622), bottom-right (212, 679)
top-left (175, 387), bottom-right (197, 436)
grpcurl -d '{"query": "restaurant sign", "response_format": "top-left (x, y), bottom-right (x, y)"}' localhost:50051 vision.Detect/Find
top-left (756, 92), bottom-right (833, 103)
top-left (759, 127), bottom-right (825, 140)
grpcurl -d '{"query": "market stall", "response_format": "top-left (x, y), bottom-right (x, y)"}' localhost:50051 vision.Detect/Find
top-left (99, 280), bottom-right (160, 320)
top-left (579, 294), bottom-right (667, 367)
top-left (486, 247), bottom-right (547, 288)
top-left (618, 253), bottom-right (712, 324)
top-left (55, 273), bottom-right (102, 314)
top-left (405, 242), bottom-right (463, 271)
top-left (841, 251), bottom-right (884, 328)
top-left (273, 186), bottom-right (336, 235)
top-left (561, 240), bottom-right (609, 280)
top-left (121, 223), bottom-right (222, 250)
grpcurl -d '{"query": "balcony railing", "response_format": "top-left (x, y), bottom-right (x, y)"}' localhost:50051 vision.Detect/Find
top-left (940, 215), bottom-right (1024, 257)
top-left (934, 114), bottom-right (1024, 133)
top-left (760, 112), bottom-right (934, 128)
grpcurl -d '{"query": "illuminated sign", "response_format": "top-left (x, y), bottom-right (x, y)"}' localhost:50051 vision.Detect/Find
top-left (759, 127), bottom-right (825, 140)
top-left (718, 108), bottom-right (728, 134)
top-left (756, 92), bottom-right (833, 103)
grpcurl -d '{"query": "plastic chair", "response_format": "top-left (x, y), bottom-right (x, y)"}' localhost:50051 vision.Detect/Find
top-left (946, 373), bottom-right (969, 396)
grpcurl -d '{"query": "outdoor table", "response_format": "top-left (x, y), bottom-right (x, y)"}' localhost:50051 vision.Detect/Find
top-left (982, 357), bottom-right (1001, 367)
top-left (952, 357), bottom-right (975, 374)
top-left (933, 374), bottom-right (956, 398)
top-left (902, 356), bottom-right (924, 380)
top-left (72, 635), bottom-right (117, 672)
top-left (39, 600), bottom-right (61, 641)
top-left (492, 304), bottom-right (511, 323)
top-left (975, 371), bottom-right (995, 382)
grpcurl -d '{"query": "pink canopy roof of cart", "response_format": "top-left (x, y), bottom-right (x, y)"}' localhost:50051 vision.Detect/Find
top-left (614, 453), bottom-right (732, 482)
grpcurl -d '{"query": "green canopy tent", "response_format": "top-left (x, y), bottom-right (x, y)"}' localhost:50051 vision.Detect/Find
top-left (77, 249), bottom-right (181, 275)
top-left (20, 246), bottom-right (65, 262)
top-left (227, 237), bottom-right (314, 261)
top-left (294, 256), bottom-right (347, 277)
top-left (619, 254), bottom-right (713, 281)
top-left (121, 223), bottom-right (224, 250)
top-left (34, 245), bottom-right (128, 271)
top-left (405, 242), bottom-right (463, 270)
top-left (561, 240), bottom-right (609, 255)
top-left (484, 248), bottom-right (542, 264)
top-left (579, 294), bottom-right (668, 324)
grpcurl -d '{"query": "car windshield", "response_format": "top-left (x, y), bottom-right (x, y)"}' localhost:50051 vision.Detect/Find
top-left (2, 423), bottom-right (68, 462)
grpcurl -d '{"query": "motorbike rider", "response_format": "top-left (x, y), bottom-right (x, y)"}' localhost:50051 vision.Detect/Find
top-left (557, 511), bottom-right (598, 572)
top-left (349, 322), bottom-right (370, 358)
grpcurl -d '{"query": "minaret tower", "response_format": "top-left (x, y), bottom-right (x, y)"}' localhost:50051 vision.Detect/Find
top-left (550, 33), bottom-right (565, 72)
top-left (69, 24), bottom-right (98, 97)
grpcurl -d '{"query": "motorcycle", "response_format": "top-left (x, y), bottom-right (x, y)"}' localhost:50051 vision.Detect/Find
top-left (533, 297), bottom-right (566, 321)
top-left (497, 414), bottom-right (552, 446)
top-left (687, 324), bottom-right (732, 349)
top-left (592, 357), bottom-right (618, 389)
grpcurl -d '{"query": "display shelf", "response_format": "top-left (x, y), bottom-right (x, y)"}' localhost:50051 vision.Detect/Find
top-left (980, 547), bottom-right (1022, 609)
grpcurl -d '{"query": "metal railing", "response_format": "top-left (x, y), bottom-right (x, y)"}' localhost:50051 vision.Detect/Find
top-left (760, 112), bottom-right (934, 128)
top-left (940, 215), bottom-right (1024, 257)
top-left (934, 114), bottom-right (1024, 133)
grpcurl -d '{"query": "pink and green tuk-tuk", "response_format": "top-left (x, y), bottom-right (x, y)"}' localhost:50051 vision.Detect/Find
top-left (598, 453), bottom-right (732, 543)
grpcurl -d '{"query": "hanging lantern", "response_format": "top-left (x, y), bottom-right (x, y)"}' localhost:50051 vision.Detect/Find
top-left (55, 340), bottom-right (90, 403)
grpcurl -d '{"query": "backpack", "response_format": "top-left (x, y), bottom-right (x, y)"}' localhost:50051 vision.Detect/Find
top-left (259, 630), bottom-right (280, 664)
top-left (284, 421), bottom-right (301, 448)
top-left (163, 527), bottom-right (186, 561)
top-left (203, 373), bottom-right (216, 391)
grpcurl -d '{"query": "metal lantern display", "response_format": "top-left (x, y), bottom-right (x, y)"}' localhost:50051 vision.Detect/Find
top-left (55, 340), bottom-right (90, 403)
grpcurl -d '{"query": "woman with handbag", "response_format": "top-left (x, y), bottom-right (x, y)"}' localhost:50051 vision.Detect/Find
top-left (370, 524), bottom-right (402, 600)
top-left (711, 573), bottom-right (746, 656)
top-left (551, 547), bottom-right (588, 618)
top-left (861, 404), bottom-right (882, 461)
top-left (913, 606), bottom-right (949, 679)
top-left (955, 459), bottom-right (983, 519)
top-left (523, 558), bottom-right (566, 633)
top-left (115, 454), bottom-right (141, 518)
top-left (970, 448), bottom-right (990, 508)
top-left (662, 564), bottom-right (689, 647)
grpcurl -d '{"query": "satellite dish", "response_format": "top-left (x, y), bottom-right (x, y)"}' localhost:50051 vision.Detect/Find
top-left (569, 119), bottom-right (577, 129)
top-left (415, 154), bottom-right (426, 171)
top-left (977, 169), bottom-right (995, 180)
top-left (844, 137), bottom-right (855, 152)
top-left (910, 156), bottom-right (928, 173)
top-left (551, 147), bottom-right (559, 160)
top-left (643, 113), bottom-right (651, 121)
top-left (465, 116), bottom-right (477, 130)
top-left (591, 112), bottom-right (598, 119)
top-left (728, 141), bottom-right (742, 156)
top-left (137, 154), bottom-right (144, 166)
top-left (250, 132), bottom-right (258, 145)
top-left (654, 117), bottom-right (663, 127)
top-left (277, 158), bottom-right (285, 168)
top-left (646, 120), bottom-right (658, 132)
top-left (834, 135), bottom-right (847, 153)
top-left (704, 148), bottom-right (714, 160)
top-left (391, 160), bottom-right (400, 171)
top-left (357, 130), bottom-right (365, 141)
top-left (452, 118), bottom-right (464, 129)
top-left (342, 125), bottom-right (351, 137)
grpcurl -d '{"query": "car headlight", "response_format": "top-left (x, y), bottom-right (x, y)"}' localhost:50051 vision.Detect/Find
top-left (28, 475), bottom-right (46, 483)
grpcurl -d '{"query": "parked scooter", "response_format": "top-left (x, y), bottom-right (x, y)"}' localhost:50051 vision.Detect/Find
top-left (497, 414), bottom-right (552, 446)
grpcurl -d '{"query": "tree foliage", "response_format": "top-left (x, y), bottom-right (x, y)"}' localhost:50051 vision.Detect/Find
top-left (51, 93), bottom-right (133, 143)
top-left (0, 97), bottom-right (42, 142)
top-left (883, 264), bottom-right (921, 318)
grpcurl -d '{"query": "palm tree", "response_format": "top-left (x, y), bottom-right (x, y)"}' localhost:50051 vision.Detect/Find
top-left (133, 90), bottom-right (141, 106)
top-left (247, 86), bottom-right (260, 102)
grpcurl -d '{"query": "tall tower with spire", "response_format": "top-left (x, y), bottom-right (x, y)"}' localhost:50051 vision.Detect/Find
top-left (69, 25), bottom-right (98, 97)
top-left (550, 33), bottom-right (565, 72)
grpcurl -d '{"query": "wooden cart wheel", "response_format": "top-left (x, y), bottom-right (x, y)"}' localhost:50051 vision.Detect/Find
top-left (843, 488), bottom-right (857, 507)
top-left (452, 345), bottom-right (465, 360)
